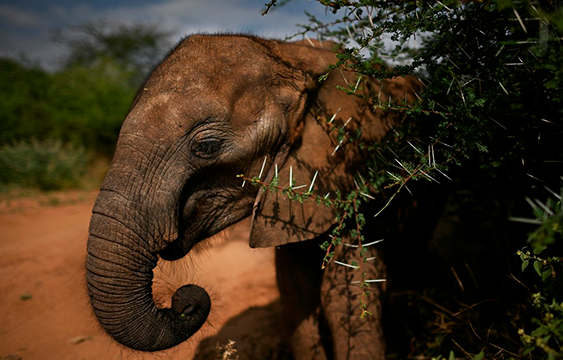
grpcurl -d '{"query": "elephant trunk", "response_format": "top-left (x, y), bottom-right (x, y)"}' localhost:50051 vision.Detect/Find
top-left (85, 187), bottom-right (211, 351)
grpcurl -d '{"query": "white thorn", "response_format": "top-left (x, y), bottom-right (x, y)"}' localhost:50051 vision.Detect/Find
top-left (289, 166), bottom-right (293, 187)
top-left (334, 260), bottom-right (359, 269)
top-left (316, 34), bottom-right (323, 47)
top-left (544, 186), bottom-right (561, 200)
top-left (368, 7), bottom-right (375, 29)
top-left (258, 156), bottom-right (267, 179)
top-left (395, 159), bottom-right (412, 175)
top-left (329, 108), bottom-right (341, 123)
top-left (342, 239), bottom-right (384, 248)
top-left (407, 141), bottom-right (424, 155)
top-left (308, 171), bottom-right (318, 192)
top-left (513, 7), bottom-right (528, 34)
top-left (354, 76), bottom-right (362, 92)
top-left (304, 34), bottom-right (315, 47)
top-left (420, 170), bottom-right (441, 184)
top-left (351, 279), bottom-right (387, 284)
top-left (364, 239), bottom-right (384, 247)
top-left (360, 192), bottom-right (375, 200)
top-left (339, 69), bottom-right (349, 86)
top-left (345, 23), bottom-right (355, 44)
top-left (436, 168), bottom-right (452, 181)
top-left (436, 0), bottom-right (452, 11)
top-left (509, 217), bottom-right (542, 225)
top-left (332, 139), bottom-right (344, 156)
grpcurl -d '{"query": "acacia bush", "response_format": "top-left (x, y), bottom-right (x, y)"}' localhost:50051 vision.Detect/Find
top-left (261, 0), bottom-right (563, 358)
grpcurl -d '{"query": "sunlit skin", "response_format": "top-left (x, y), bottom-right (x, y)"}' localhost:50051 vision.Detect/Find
top-left (86, 34), bottom-right (419, 359)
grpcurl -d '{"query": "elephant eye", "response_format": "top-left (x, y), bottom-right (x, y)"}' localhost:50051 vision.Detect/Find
top-left (191, 139), bottom-right (222, 158)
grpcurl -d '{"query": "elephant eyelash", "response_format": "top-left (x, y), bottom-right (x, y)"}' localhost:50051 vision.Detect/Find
top-left (190, 138), bottom-right (223, 158)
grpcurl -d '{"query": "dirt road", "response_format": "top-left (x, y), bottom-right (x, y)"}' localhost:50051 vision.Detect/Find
top-left (0, 192), bottom-right (281, 360)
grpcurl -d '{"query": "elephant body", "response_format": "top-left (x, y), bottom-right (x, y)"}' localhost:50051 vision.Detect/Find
top-left (86, 34), bottom-right (419, 359)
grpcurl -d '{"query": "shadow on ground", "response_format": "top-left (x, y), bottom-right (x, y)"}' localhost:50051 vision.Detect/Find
top-left (194, 300), bottom-right (293, 360)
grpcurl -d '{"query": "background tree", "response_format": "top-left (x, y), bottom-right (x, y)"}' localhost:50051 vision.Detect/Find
top-left (0, 22), bottom-right (173, 190)
top-left (53, 22), bottom-right (173, 84)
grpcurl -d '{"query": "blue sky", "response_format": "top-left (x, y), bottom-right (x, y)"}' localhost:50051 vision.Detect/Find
top-left (0, 0), bottom-right (336, 70)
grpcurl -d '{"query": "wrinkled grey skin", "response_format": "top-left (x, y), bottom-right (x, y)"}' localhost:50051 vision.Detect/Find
top-left (86, 34), bottom-right (419, 358)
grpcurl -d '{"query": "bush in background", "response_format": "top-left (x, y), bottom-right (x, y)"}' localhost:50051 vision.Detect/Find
top-left (0, 140), bottom-right (88, 191)
top-left (0, 57), bottom-right (137, 157)
top-left (0, 22), bottom-right (172, 191)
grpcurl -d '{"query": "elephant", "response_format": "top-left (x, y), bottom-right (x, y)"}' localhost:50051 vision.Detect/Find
top-left (86, 34), bottom-right (420, 359)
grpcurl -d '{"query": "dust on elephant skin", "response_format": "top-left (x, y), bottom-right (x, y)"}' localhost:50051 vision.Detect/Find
top-left (85, 34), bottom-right (421, 359)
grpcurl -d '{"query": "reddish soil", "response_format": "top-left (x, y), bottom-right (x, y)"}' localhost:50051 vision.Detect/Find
top-left (0, 191), bottom-right (282, 360)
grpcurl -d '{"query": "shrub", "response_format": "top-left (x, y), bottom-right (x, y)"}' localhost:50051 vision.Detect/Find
top-left (0, 140), bottom-right (89, 191)
top-left (261, 0), bottom-right (562, 358)
top-left (0, 57), bottom-right (137, 157)
top-left (514, 186), bottom-right (563, 359)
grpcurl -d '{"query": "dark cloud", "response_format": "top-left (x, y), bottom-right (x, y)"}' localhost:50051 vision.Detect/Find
top-left (0, 0), bottom-right (335, 71)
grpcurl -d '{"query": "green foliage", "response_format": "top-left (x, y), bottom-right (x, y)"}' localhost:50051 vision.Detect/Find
top-left (47, 59), bottom-right (138, 155)
top-left (0, 59), bottom-right (54, 146)
top-left (261, 0), bottom-right (563, 358)
top-left (0, 22), bottom-right (171, 190)
top-left (0, 57), bottom-right (137, 155)
top-left (53, 21), bottom-right (173, 84)
top-left (514, 186), bottom-right (563, 359)
top-left (0, 140), bottom-right (88, 191)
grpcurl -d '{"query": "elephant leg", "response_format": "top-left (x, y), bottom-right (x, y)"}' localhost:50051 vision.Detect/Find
top-left (320, 239), bottom-right (387, 360)
top-left (275, 241), bottom-right (328, 360)
top-left (290, 311), bottom-right (328, 360)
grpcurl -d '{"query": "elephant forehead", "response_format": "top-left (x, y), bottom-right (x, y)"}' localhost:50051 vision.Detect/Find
top-left (148, 37), bottom-right (276, 92)
top-left (146, 64), bottom-right (273, 98)
top-left (125, 36), bottom-right (280, 132)
top-left (126, 92), bottom-right (227, 129)
top-left (140, 65), bottom-right (273, 118)
top-left (124, 88), bottom-right (270, 137)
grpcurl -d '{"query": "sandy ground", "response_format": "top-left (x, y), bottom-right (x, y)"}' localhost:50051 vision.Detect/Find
top-left (0, 191), bottom-right (283, 360)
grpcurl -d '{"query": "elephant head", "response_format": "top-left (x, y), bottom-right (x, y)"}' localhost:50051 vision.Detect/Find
top-left (86, 34), bottom-right (419, 351)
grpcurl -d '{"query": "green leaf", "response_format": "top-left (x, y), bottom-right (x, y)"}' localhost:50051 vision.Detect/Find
top-left (542, 268), bottom-right (551, 282)
top-left (471, 351), bottom-right (484, 360)
top-left (522, 259), bottom-right (529, 272)
top-left (449, 351), bottom-right (455, 360)
top-left (531, 325), bottom-right (548, 336)
top-left (534, 260), bottom-right (542, 276)
top-left (533, 246), bottom-right (547, 255)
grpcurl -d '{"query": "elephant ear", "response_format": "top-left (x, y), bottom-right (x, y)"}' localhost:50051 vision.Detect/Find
top-left (249, 40), bottom-right (368, 248)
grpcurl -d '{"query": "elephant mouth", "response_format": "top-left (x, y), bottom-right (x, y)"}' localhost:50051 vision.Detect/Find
top-left (157, 182), bottom-right (201, 261)
top-left (157, 177), bottom-right (256, 262)
top-left (158, 238), bottom-right (193, 261)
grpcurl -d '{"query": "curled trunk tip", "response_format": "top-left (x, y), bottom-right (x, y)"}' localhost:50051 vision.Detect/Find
top-left (86, 231), bottom-right (211, 351)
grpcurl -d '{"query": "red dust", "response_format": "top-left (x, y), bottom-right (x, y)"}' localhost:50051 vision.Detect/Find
top-left (0, 191), bottom-right (282, 360)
